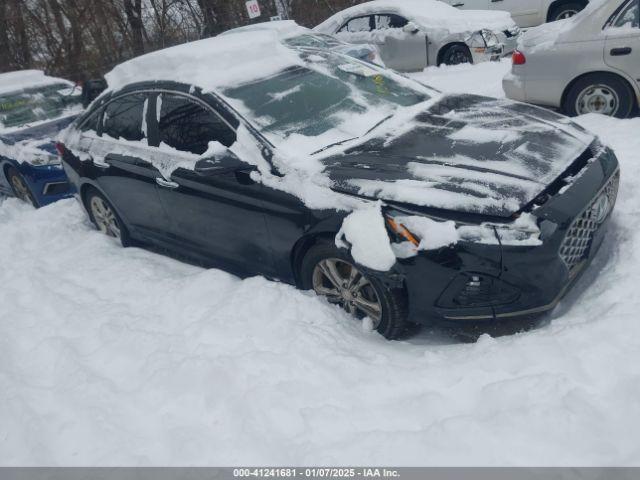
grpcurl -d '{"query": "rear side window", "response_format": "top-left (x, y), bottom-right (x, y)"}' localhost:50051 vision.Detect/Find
top-left (614, 0), bottom-right (639, 28)
top-left (103, 93), bottom-right (147, 142)
top-left (375, 14), bottom-right (409, 30)
top-left (157, 94), bottom-right (236, 155)
top-left (339, 16), bottom-right (373, 33)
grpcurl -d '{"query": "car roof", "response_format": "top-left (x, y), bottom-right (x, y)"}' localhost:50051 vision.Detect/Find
top-left (104, 30), bottom-right (305, 95)
top-left (220, 20), bottom-right (310, 38)
top-left (0, 70), bottom-right (72, 96)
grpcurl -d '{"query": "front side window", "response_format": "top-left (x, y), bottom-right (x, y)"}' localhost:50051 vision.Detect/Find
top-left (0, 83), bottom-right (82, 131)
top-left (102, 93), bottom-right (147, 142)
top-left (375, 14), bottom-right (409, 30)
top-left (339, 15), bottom-right (373, 33)
top-left (614, 0), bottom-right (639, 28)
top-left (158, 94), bottom-right (236, 155)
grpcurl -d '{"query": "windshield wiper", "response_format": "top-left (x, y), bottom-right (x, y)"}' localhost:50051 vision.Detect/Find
top-left (311, 114), bottom-right (396, 156)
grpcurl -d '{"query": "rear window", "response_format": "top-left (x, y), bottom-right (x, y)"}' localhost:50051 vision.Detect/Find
top-left (0, 83), bottom-right (82, 130)
top-left (102, 94), bottom-right (147, 142)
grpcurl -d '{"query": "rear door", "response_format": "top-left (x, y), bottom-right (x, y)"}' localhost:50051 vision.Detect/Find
top-left (151, 92), bottom-right (274, 275)
top-left (604, 0), bottom-right (640, 89)
top-left (90, 92), bottom-right (173, 241)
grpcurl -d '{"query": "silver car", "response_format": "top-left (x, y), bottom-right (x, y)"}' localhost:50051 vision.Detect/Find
top-left (504, 0), bottom-right (639, 118)
top-left (314, 0), bottom-right (520, 71)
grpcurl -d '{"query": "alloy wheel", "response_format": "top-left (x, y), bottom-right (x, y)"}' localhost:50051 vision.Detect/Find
top-left (90, 196), bottom-right (121, 239)
top-left (576, 84), bottom-right (619, 116)
top-left (9, 172), bottom-right (36, 206)
top-left (312, 258), bottom-right (382, 327)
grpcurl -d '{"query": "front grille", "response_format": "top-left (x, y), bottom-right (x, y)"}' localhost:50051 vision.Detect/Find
top-left (559, 170), bottom-right (620, 272)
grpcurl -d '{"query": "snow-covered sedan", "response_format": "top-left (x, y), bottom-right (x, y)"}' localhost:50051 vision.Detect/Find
top-left (314, 0), bottom-right (520, 71)
top-left (58, 31), bottom-right (618, 339)
top-left (504, 0), bottom-right (639, 118)
top-left (0, 70), bottom-right (82, 207)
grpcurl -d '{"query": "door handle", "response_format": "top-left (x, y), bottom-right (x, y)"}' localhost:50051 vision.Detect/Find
top-left (156, 177), bottom-right (179, 189)
top-left (452, 2), bottom-right (464, 5)
top-left (610, 47), bottom-right (632, 56)
top-left (491, 0), bottom-right (504, 2)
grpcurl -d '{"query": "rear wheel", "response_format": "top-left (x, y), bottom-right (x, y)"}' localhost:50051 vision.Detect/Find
top-left (548, 2), bottom-right (584, 22)
top-left (300, 242), bottom-right (411, 340)
top-left (6, 166), bottom-right (37, 207)
top-left (563, 73), bottom-right (636, 118)
top-left (439, 44), bottom-right (473, 66)
top-left (85, 189), bottom-right (131, 247)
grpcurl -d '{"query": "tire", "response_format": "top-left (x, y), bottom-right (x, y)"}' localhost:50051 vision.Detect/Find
top-left (563, 73), bottom-right (636, 119)
top-left (6, 166), bottom-right (38, 207)
top-left (85, 188), bottom-right (131, 247)
top-left (300, 242), bottom-right (411, 340)
top-left (439, 44), bottom-right (473, 66)
top-left (548, 2), bottom-right (585, 22)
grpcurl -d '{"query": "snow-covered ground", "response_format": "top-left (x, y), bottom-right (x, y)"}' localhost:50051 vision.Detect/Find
top-left (1, 59), bottom-right (640, 466)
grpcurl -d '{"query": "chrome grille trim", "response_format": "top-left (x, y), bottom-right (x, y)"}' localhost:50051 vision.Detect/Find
top-left (559, 169), bottom-right (620, 272)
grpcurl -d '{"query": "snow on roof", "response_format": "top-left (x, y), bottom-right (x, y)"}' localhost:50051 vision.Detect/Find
top-left (220, 20), bottom-right (309, 38)
top-left (0, 70), bottom-right (72, 96)
top-left (314, 0), bottom-right (514, 35)
top-left (104, 31), bottom-right (305, 94)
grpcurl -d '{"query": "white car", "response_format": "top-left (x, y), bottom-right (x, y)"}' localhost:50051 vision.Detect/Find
top-left (503, 0), bottom-right (639, 118)
top-left (443, 0), bottom-right (589, 28)
top-left (314, 0), bottom-right (520, 72)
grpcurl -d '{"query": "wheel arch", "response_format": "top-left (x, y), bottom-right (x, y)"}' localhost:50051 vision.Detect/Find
top-left (561, 70), bottom-right (640, 113)
top-left (437, 42), bottom-right (471, 66)
top-left (290, 231), bottom-right (337, 287)
top-left (546, 0), bottom-right (588, 22)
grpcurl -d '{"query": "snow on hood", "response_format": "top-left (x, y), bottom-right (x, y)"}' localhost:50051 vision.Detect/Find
top-left (314, 0), bottom-right (515, 35)
top-left (520, 0), bottom-right (617, 50)
top-left (323, 95), bottom-right (596, 217)
top-left (105, 31), bottom-right (305, 93)
top-left (0, 70), bottom-right (72, 96)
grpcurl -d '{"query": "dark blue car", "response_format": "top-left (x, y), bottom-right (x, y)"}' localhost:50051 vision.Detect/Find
top-left (0, 71), bottom-right (83, 207)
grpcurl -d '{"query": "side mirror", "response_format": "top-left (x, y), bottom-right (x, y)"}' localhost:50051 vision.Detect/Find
top-left (402, 22), bottom-right (420, 34)
top-left (194, 149), bottom-right (250, 176)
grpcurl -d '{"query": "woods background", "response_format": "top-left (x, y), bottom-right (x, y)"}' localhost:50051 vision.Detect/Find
top-left (0, 0), bottom-right (363, 81)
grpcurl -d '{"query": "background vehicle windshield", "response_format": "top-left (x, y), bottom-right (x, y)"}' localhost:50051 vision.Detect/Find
top-left (0, 83), bottom-right (82, 131)
top-left (222, 52), bottom-right (432, 153)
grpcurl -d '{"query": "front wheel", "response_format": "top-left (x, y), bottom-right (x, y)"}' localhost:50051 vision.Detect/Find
top-left (300, 242), bottom-right (410, 340)
top-left (85, 189), bottom-right (131, 247)
top-left (563, 73), bottom-right (636, 118)
top-left (6, 166), bottom-right (37, 207)
top-left (439, 44), bottom-right (473, 66)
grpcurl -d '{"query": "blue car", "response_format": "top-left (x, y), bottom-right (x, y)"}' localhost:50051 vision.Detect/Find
top-left (0, 70), bottom-right (83, 207)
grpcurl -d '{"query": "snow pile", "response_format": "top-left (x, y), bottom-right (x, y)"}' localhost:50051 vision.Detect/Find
top-left (1, 60), bottom-right (640, 466)
top-left (336, 202), bottom-right (396, 271)
top-left (105, 31), bottom-right (305, 93)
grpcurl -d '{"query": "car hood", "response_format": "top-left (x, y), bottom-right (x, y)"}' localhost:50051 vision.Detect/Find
top-left (322, 94), bottom-right (596, 218)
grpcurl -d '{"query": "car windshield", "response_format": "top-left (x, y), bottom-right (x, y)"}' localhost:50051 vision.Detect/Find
top-left (222, 51), bottom-right (433, 154)
top-left (0, 83), bottom-right (82, 131)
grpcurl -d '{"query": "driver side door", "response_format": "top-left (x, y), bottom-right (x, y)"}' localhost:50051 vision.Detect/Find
top-left (604, 0), bottom-right (640, 90)
top-left (150, 92), bottom-right (275, 276)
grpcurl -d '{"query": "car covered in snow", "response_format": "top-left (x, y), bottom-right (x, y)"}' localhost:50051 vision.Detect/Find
top-left (314, 0), bottom-right (520, 71)
top-left (58, 31), bottom-right (619, 339)
top-left (0, 70), bottom-right (82, 207)
top-left (220, 20), bottom-right (380, 64)
top-left (443, 0), bottom-right (589, 28)
top-left (503, 0), bottom-right (639, 118)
